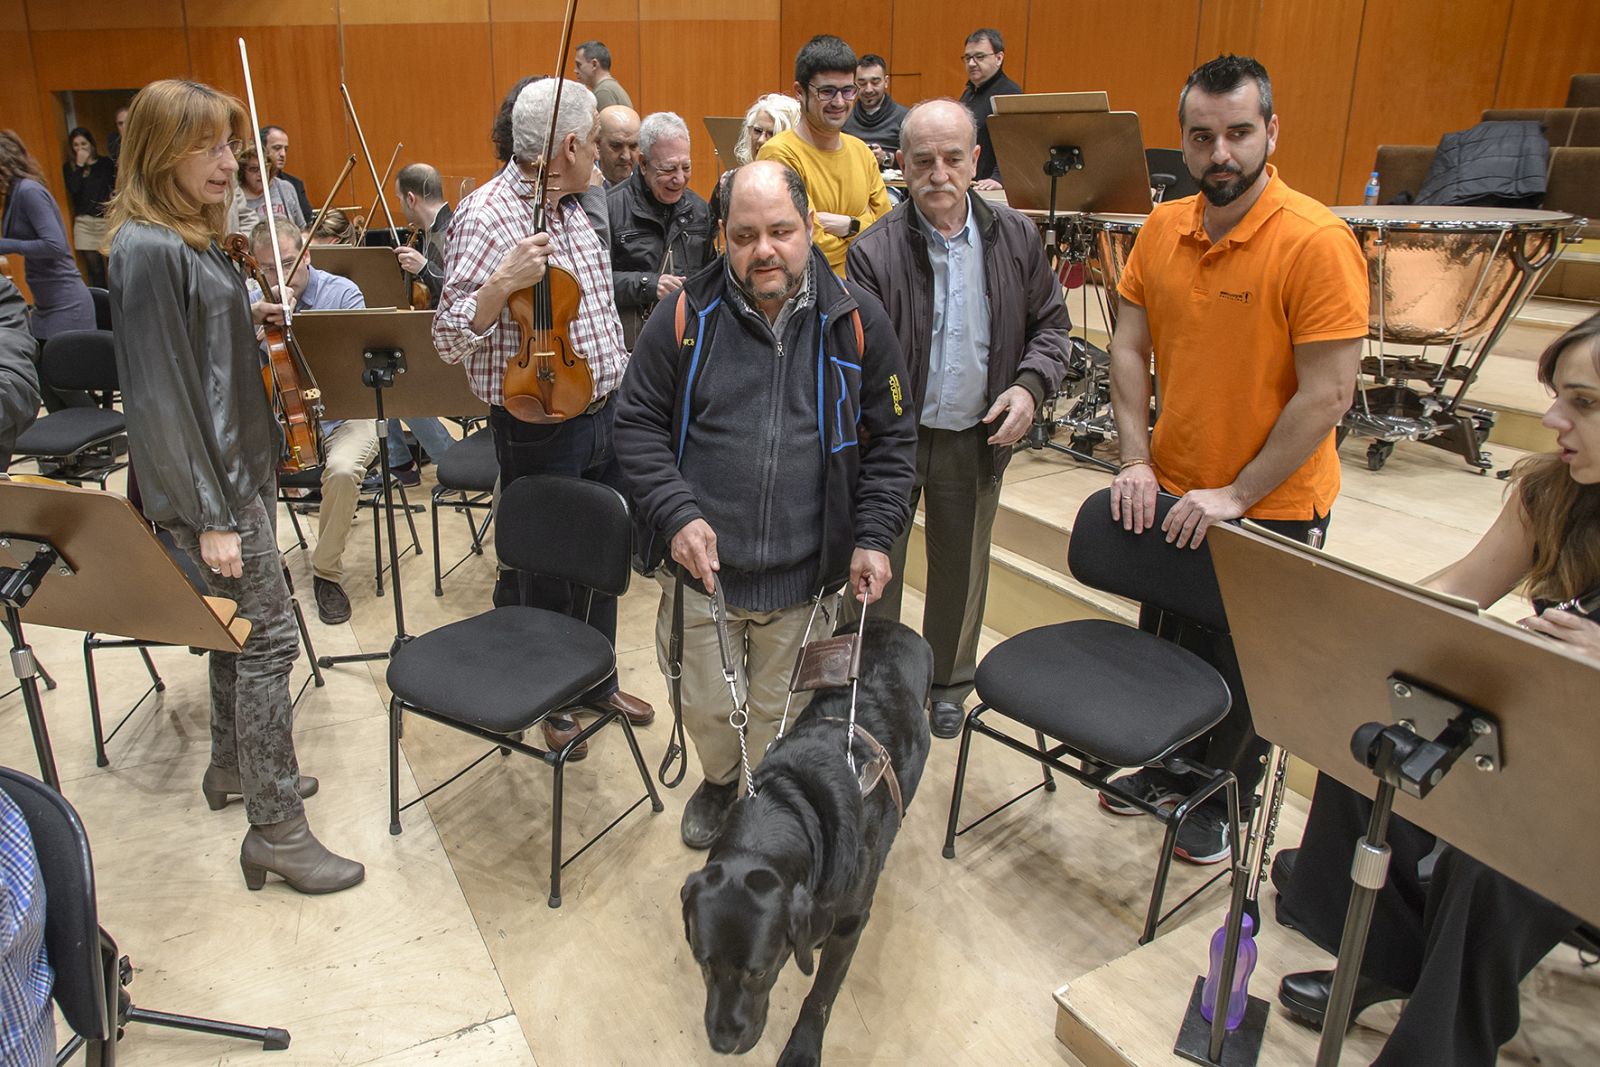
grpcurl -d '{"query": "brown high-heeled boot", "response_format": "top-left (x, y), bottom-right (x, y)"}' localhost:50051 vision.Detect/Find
top-left (202, 765), bottom-right (319, 811)
top-left (239, 815), bottom-right (364, 894)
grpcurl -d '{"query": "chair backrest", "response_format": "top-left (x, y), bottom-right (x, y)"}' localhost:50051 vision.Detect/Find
top-left (1373, 145), bottom-right (1437, 202)
top-left (86, 288), bottom-right (111, 331)
top-left (0, 767), bottom-right (111, 1042)
top-left (1066, 488), bottom-right (1229, 633)
top-left (1568, 73), bottom-right (1600, 108)
top-left (1545, 147), bottom-right (1600, 239)
top-left (1481, 107), bottom-right (1577, 146)
top-left (40, 330), bottom-right (118, 393)
top-left (1572, 108), bottom-right (1600, 148)
top-left (1145, 148), bottom-right (1198, 201)
top-left (497, 475), bottom-right (633, 599)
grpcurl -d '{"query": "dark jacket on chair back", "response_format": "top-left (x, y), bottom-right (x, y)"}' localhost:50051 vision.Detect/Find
top-left (615, 246), bottom-right (917, 610)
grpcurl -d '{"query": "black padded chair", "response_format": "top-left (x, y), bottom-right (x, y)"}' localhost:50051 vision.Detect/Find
top-left (429, 427), bottom-right (497, 595)
top-left (82, 527), bottom-right (325, 769)
top-left (0, 766), bottom-right (289, 1062)
top-left (386, 475), bottom-right (663, 907)
top-left (278, 458), bottom-right (422, 597)
top-left (87, 287), bottom-right (112, 331)
top-left (943, 489), bottom-right (1243, 944)
top-left (10, 330), bottom-right (127, 486)
top-left (1146, 148), bottom-right (1200, 202)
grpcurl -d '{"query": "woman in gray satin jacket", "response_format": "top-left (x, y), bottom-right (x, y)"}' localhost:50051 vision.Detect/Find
top-left (105, 79), bottom-right (362, 896)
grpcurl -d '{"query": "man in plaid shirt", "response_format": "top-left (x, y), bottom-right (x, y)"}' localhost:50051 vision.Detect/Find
top-left (433, 76), bottom-right (654, 753)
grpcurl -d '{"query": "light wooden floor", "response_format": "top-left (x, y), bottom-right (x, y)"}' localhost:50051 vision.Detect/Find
top-left (3, 415), bottom-right (1596, 1065)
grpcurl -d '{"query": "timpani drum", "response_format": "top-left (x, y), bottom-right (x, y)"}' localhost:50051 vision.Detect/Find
top-left (1330, 205), bottom-right (1583, 471)
top-left (1081, 213), bottom-right (1146, 330)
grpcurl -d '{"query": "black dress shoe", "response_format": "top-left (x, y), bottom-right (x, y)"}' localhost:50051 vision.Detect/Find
top-left (1279, 969), bottom-right (1405, 1031)
top-left (929, 700), bottom-right (965, 740)
top-left (313, 576), bottom-right (352, 625)
top-left (681, 778), bottom-right (738, 850)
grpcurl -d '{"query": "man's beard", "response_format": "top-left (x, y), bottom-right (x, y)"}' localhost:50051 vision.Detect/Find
top-left (1195, 154), bottom-right (1266, 207)
top-left (738, 256), bottom-right (804, 305)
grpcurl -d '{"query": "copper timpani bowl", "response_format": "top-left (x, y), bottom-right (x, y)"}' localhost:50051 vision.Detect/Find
top-left (1329, 206), bottom-right (1581, 346)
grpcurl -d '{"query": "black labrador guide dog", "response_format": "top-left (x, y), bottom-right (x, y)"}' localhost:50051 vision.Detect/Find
top-left (682, 619), bottom-right (933, 1064)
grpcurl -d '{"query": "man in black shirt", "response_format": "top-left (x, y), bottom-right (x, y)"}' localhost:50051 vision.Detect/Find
top-left (842, 53), bottom-right (908, 169)
top-left (958, 28), bottom-right (1021, 188)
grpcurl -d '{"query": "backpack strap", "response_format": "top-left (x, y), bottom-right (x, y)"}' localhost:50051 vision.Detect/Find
top-left (674, 291), bottom-right (688, 345)
top-left (850, 307), bottom-right (863, 359)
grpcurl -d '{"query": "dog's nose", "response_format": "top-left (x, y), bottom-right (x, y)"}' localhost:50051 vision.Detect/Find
top-left (707, 1026), bottom-right (741, 1055)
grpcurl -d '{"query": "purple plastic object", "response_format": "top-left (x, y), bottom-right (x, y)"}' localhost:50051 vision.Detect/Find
top-left (1200, 912), bottom-right (1258, 1030)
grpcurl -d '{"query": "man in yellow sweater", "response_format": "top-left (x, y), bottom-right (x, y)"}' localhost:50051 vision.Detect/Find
top-left (759, 35), bottom-right (893, 276)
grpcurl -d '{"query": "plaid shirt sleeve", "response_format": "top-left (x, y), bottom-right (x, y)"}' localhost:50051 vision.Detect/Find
top-left (0, 791), bottom-right (53, 1067)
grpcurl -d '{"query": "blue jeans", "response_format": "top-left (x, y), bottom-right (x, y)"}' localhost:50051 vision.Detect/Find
top-left (386, 417), bottom-right (457, 467)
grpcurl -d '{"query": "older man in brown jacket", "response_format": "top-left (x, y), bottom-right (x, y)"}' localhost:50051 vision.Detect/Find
top-left (846, 98), bottom-right (1071, 739)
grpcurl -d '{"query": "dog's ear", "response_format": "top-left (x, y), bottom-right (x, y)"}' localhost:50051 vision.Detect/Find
top-left (786, 883), bottom-right (833, 976)
top-left (681, 864), bottom-right (717, 946)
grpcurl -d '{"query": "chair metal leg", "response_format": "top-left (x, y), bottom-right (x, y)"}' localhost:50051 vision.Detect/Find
top-left (549, 757), bottom-right (565, 908)
top-left (1143, 812), bottom-right (1184, 944)
top-left (942, 707), bottom-right (980, 859)
top-left (395, 478), bottom-right (422, 555)
top-left (84, 636), bottom-right (110, 768)
top-left (284, 500), bottom-right (308, 551)
top-left (430, 493), bottom-right (444, 596)
top-left (289, 594), bottom-right (325, 691)
top-left (1035, 729), bottom-right (1057, 792)
top-left (388, 697), bottom-right (403, 836)
top-left (617, 714), bottom-right (666, 814)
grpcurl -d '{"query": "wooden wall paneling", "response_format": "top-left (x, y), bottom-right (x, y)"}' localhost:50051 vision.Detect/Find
top-left (1494, 0), bottom-right (1600, 109)
top-left (21, 0), bottom-right (185, 31)
top-left (893, 0), bottom-right (1029, 104)
top-left (639, 0), bottom-right (780, 198)
top-left (488, 19), bottom-right (645, 117)
top-left (186, 25), bottom-right (350, 210)
top-left (0, 3), bottom-right (54, 207)
top-left (1022, 0), bottom-right (1199, 153)
top-left (1337, 0), bottom-right (1514, 202)
top-left (778, 0), bottom-right (890, 88)
top-left (1194, 0), bottom-right (1259, 61)
top-left (1245, 0), bottom-right (1367, 205)
top-left (340, 22), bottom-right (501, 213)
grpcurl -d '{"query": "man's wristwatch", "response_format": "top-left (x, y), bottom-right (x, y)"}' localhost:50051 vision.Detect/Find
top-left (846, 217), bottom-right (861, 237)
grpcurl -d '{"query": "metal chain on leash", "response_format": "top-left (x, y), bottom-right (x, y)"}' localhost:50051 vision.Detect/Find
top-left (708, 585), bottom-right (756, 799)
top-left (842, 601), bottom-right (868, 776)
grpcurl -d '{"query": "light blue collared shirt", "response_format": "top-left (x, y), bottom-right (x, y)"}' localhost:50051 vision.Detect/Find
top-left (919, 201), bottom-right (991, 430)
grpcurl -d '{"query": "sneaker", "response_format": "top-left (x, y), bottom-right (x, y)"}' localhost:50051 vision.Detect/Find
top-left (390, 462), bottom-right (421, 487)
top-left (1174, 803), bottom-right (1232, 865)
top-left (1098, 768), bottom-right (1185, 816)
top-left (313, 576), bottom-right (352, 625)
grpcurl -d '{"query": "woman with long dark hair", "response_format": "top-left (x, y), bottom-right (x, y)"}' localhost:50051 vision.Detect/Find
top-left (1276, 312), bottom-right (1600, 1064)
top-left (63, 126), bottom-right (114, 288)
top-left (0, 129), bottom-right (95, 410)
top-left (106, 79), bottom-right (362, 895)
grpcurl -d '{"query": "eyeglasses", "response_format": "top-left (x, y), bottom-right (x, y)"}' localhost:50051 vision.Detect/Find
top-left (961, 51), bottom-right (996, 63)
top-left (808, 83), bottom-right (859, 103)
top-left (207, 139), bottom-right (245, 159)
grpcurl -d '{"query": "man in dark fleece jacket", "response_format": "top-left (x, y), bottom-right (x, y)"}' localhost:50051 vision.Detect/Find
top-left (615, 161), bottom-right (916, 848)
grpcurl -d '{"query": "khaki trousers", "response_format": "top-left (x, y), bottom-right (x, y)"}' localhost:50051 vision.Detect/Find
top-left (313, 419), bottom-right (379, 583)
top-left (654, 574), bottom-right (835, 787)
top-left (878, 424), bottom-right (1001, 706)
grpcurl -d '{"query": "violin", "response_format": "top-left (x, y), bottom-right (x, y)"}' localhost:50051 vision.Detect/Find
top-left (405, 227), bottom-right (432, 310)
top-left (501, 0), bottom-right (594, 425)
top-left (223, 232), bottom-right (325, 474)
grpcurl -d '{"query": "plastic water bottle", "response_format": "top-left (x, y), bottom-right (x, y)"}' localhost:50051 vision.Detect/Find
top-left (1363, 171), bottom-right (1381, 206)
top-left (1200, 912), bottom-right (1258, 1030)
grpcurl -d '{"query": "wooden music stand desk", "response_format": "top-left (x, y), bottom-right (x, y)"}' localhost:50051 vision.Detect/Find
top-left (308, 245), bottom-right (410, 309)
top-left (1, 478), bottom-right (248, 786)
top-left (989, 110), bottom-right (1153, 215)
top-left (1208, 521), bottom-right (1600, 1064)
top-left (290, 309), bottom-right (487, 422)
top-left (703, 116), bottom-right (744, 173)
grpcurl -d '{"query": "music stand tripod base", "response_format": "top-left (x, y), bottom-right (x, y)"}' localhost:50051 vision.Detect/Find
top-left (1174, 977), bottom-right (1268, 1067)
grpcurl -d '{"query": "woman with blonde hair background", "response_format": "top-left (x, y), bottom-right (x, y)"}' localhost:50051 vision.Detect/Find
top-left (107, 78), bottom-right (362, 895)
top-left (734, 92), bottom-right (801, 165)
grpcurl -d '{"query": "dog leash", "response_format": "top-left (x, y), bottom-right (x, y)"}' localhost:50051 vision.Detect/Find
top-left (707, 583), bottom-right (758, 799)
top-left (657, 570), bottom-right (689, 789)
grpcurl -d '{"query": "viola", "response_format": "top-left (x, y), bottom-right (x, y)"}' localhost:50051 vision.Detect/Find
top-left (501, 0), bottom-right (594, 425)
top-left (223, 232), bottom-right (325, 475)
top-left (405, 227), bottom-right (432, 310)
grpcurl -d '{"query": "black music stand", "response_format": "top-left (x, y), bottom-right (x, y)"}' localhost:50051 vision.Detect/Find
top-left (0, 479), bottom-right (289, 1055)
top-left (991, 108), bottom-right (1153, 473)
top-left (291, 310), bottom-right (487, 668)
top-left (1207, 523), bottom-right (1599, 1067)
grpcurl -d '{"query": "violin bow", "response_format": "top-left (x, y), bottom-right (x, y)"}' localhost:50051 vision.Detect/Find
top-left (282, 153), bottom-right (356, 290)
top-left (532, 0), bottom-right (581, 231)
top-left (341, 83), bottom-right (403, 246)
top-left (358, 142), bottom-right (403, 244)
top-left (239, 37), bottom-right (294, 315)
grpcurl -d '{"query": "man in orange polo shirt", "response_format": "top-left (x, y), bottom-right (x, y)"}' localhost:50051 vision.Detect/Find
top-left (1099, 54), bottom-right (1367, 864)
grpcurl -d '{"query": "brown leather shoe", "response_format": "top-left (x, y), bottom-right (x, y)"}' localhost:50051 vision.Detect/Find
top-left (542, 715), bottom-right (589, 761)
top-left (202, 765), bottom-right (319, 811)
top-left (600, 690), bottom-right (655, 727)
top-left (240, 814), bottom-right (364, 894)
